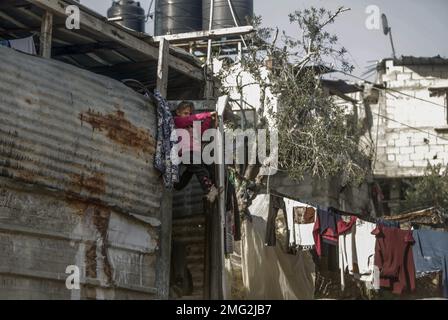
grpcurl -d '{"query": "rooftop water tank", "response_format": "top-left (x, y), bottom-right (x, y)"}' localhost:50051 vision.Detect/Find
top-left (202, 0), bottom-right (253, 30)
top-left (154, 0), bottom-right (203, 36)
top-left (107, 0), bottom-right (146, 33)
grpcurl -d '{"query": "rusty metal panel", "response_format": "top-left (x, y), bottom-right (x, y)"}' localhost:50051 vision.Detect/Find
top-left (0, 178), bottom-right (158, 299)
top-left (0, 47), bottom-right (164, 299)
top-left (0, 46), bottom-right (162, 218)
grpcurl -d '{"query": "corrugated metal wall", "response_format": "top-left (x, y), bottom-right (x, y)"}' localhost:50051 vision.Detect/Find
top-left (0, 47), bottom-right (162, 299)
top-left (0, 46), bottom-right (162, 218)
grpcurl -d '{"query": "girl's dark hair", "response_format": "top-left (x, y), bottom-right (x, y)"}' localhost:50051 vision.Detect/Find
top-left (176, 101), bottom-right (194, 112)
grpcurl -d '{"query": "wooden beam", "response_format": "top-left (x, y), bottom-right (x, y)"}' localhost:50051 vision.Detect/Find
top-left (154, 38), bottom-right (171, 299)
top-left (27, 0), bottom-right (204, 81)
top-left (154, 191), bottom-right (173, 299)
top-left (0, 0), bottom-right (30, 10)
top-left (153, 25), bottom-right (254, 43)
top-left (52, 41), bottom-right (123, 56)
top-left (0, 24), bottom-right (66, 36)
top-left (39, 11), bottom-right (53, 58)
top-left (0, 11), bottom-right (28, 29)
top-left (216, 95), bottom-right (229, 299)
top-left (156, 38), bottom-right (169, 97)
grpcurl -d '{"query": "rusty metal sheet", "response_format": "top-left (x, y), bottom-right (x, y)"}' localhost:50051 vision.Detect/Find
top-left (0, 177), bottom-right (158, 299)
top-left (0, 46), bottom-right (163, 218)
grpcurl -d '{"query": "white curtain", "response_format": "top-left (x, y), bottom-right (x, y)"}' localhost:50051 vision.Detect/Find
top-left (239, 194), bottom-right (316, 299)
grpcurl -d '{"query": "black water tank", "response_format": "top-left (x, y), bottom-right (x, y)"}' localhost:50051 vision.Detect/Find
top-left (202, 0), bottom-right (253, 30)
top-left (154, 0), bottom-right (202, 36)
top-left (107, 0), bottom-right (146, 33)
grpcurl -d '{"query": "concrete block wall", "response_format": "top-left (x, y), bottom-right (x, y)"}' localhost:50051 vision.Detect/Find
top-left (373, 60), bottom-right (448, 178)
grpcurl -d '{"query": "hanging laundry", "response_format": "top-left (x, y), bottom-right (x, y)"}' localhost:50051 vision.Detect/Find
top-left (265, 195), bottom-right (286, 247)
top-left (293, 206), bottom-right (315, 224)
top-left (412, 229), bottom-right (448, 297)
top-left (0, 40), bottom-right (11, 48)
top-left (284, 199), bottom-right (317, 250)
top-left (313, 207), bottom-right (356, 256)
top-left (226, 178), bottom-right (241, 241)
top-left (292, 206), bottom-right (315, 250)
top-left (8, 36), bottom-right (37, 55)
top-left (224, 209), bottom-right (234, 254)
top-left (153, 90), bottom-right (179, 189)
top-left (377, 218), bottom-right (400, 228)
top-left (338, 218), bottom-right (377, 290)
top-left (241, 194), bottom-right (316, 299)
top-left (224, 176), bottom-right (241, 254)
top-left (372, 225), bottom-right (416, 295)
top-left (283, 198), bottom-right (298, 248)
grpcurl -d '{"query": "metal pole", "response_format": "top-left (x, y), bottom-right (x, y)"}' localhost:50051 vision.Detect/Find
top-left (206, 0), bottom-right (214, 66)
top-left (216, 95), bottom-right (229, 300)
top-left (388, 28), bottom-right (396, 60)
top-left (206, 0), bottom-right (214, 100)
top-left (226, 0), bottom-right (247, 49)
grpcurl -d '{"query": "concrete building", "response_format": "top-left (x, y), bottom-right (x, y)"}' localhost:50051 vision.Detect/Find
top-left (371, 56), bottom-right (448, 214)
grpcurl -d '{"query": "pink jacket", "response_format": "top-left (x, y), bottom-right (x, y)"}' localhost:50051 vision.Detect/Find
top-left (174, 112), bottom-right (212, 153)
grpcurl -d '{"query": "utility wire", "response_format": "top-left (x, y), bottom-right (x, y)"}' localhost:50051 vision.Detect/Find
top-left (329, 70), bottom-right (448, 145)
top-left (145, 0), bottom-right (155, 22)
top-left (336, 70), bottom-right (447, 110)
top-left (372, 111), bottom-right (448, 142)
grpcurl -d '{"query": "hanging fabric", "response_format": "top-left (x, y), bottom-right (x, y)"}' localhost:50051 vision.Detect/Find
top-left (372, 225), bottom-right (416, 295)
top-left (412, 229), bottom-right (448, 298)
top-left (284, 199), bottom-right (316, 250)
top-left (0, 40), bottom-right (11, 48)
top-left (226, 176), bottom-right (241, 242)
top-left (313, 207), bottom-right (357, 256)
top-left (264, 194), bottom-right (286, 247)
top-left (9, 36), bottom-right (37, 55)
top-left (240, 194), bottom-right (315, 299)
top-left (338, 218), bottom-right (378, 290)
top-left (153, 89), bottom-right (179, 189)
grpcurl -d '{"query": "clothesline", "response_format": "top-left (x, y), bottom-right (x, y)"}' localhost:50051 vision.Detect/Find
top-left (267, 189), bottom-right (378, 224)
top-left (266, 190), bottom-right (448, 296)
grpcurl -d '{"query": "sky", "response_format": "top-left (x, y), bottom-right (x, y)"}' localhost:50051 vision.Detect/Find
top-left (80, 0), bottom-right (448, 79)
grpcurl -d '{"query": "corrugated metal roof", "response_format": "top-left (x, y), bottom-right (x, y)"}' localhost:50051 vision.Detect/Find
top-left (378, 56), bottom-right (448, 70)
top-left (0, 0), bottom-right (205, 100)
top-left (0, 46), bottom-right (162, 218)
top-left (321, 79), bottom-right (363, 94)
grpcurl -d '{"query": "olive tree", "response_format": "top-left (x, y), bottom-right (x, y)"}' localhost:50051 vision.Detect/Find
top-left (403, 163), bottom-right (448, 215)
top-left (216, 7), bottom-right (373, 213)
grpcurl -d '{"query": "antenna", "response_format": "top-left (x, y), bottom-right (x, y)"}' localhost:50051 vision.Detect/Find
top-left (381, 13), bottom-right (397, 59)
top-left (381, 13), bottom-right (389, 35)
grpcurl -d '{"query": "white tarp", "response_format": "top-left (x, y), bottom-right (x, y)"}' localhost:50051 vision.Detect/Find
top-left (240, 194), bottom-right (315, 299)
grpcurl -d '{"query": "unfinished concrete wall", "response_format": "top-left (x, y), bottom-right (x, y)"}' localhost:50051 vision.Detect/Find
top-left (373, 59), bottom-right (448, 177)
